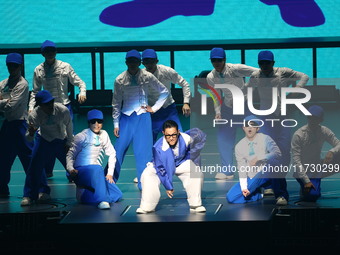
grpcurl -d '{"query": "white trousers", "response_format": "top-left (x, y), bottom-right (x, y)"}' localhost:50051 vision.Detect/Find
top-left (139, 160), bottom-right (204, 212)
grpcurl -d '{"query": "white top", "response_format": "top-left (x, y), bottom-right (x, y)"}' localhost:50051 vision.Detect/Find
top-left (206, 63), bottom-right (258, 114)
top-left (291, 124), bottom-right (340, 184)
top-left (112, 68), bottom-right (169, 128)
top-left (26, 102), bottom-right (73, 146)
top-left (29, 60), bottom-right (86, 110)
top-left (247, 67), bottom-right (309, 115)
top-left (145, 64), bottom-right (190, 108)
top-left (66, 128), bottom-right (116, 176)
top-left (0, 76), bottom-right (29, 121)
top-left (235, 133), bottom-right (281, 190)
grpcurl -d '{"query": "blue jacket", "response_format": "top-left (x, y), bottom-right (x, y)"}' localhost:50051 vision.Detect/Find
top-left (153, 128), bottom-right (206, 190)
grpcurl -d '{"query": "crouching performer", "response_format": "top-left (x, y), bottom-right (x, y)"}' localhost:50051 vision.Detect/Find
top-left (66, 109), bottom-right (122, 209)
top-left (137, 120), bottom-right (207, 214)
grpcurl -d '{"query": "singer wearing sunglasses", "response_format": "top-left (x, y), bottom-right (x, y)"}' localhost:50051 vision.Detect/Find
top-left (66, 109), bottom-right (122, 209)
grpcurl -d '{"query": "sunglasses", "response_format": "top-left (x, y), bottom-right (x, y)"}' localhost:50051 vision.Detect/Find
top-left (211, 58), bottom-right (224, 63)
top-left (164, 133), bottom-right (178, 139)
top-left (89, 119), bottom-right (103, 124)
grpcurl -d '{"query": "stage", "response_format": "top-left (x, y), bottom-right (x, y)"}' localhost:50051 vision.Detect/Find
top-left (1, 108), bottom-right (340, 252)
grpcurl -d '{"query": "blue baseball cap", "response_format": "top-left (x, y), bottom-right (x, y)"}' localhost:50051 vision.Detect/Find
top-left (6, 53), bottom-right (23, 64)
top-left (87, 109), bottom-right (104, 121)
top-left (142, 49), bottom-right (157, 59)
top-left (244, 115), bottom-right (262, 126)
top-left (41, 40), bottom-right (56, 52)
top-left (35, 90), bottom-right (54, 105)
top-left (258, 51), bottom-right (274, 61)
top-left (210, 48), bottom-right (226, 59)
top-left (308, 105), bottom-right (324, 119)
top-left (126, 49), bottom-right (141, 60)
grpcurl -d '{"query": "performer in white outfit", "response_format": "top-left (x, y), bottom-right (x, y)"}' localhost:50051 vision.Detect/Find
top-left (137, 120), bottom-right (206, 213)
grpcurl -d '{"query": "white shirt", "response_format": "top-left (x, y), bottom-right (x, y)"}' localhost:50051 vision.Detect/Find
top-left (145, 64), bottom-right (190, 108)
top-left (66, 128), bottom-right (116, 176)
top-left (291, 124), bottom-right (340, 184)
top-left (235, 133), bottom-right (281, 190)
top-left (112, 68), bottom-right (169, 128)
top-left (27, 102), bottom-right (73, 146)
top-left (207, 63), bottom-right (258, 114)
top-left (0, 76), bottom-right (29, 121)
top-left (247, 67), bottom-right (309, 115)
top-left (29, 60), bottom-right (86, 111)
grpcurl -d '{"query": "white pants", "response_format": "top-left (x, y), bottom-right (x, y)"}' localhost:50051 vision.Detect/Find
top-left (139, 160), bottom-right (204, 212)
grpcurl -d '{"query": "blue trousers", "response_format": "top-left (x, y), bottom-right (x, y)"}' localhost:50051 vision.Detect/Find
top-left (114, 112), bottom-right (153, 190)
top-left (217, 103), bottom-right (250, 176)
top-left (227, 172), bottom-right (271, 203)
top-left (75, 165), bottom-right (122, 204)
top-left (296, 178), bottom-right (321, 202)
top-left (23, 134), bottom-right (67, 200)
top-left (0, 120), bottom-right (33, 195)
top-left (151, 103), bottom-right (183, 143)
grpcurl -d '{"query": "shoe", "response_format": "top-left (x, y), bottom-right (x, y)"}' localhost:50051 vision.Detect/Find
top-left (133, 177), bottom-right (138, 183)
top-left (100, 0), bottom-right (216, 28)
top-left (21, 197), bottom-right (32, 206)
top-left (37, 193), bottom-right (51, 203)
top-left (136, 208), bottom-right (154, 214)
top-left (276, 196), bottom-right (288, 206)
top-left (190, 205), bottom-right (206, 213)
top-left (98, 201), bottom-right (111, 210)
top-left (215, 173), bottom-right (234, 180)
top-left (263, 188), bottom-right (274, 196)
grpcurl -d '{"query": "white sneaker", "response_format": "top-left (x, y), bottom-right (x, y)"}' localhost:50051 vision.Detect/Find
top-left (276, 196), bottom-right (288, 206)
top-left (98, 201), bottom-right (110, 210)
top-left (263, 188), bottom-right (274, 196)
top-left (136, 208), bottom-right (155, 214)
top-left (133, 177), bottom-right (138, 183)
top-left (215, 173), bottom-right (234, 180)
top-left (38, 193), bottom-right (51, 202)
top-left (190, 205), bottom-right (206, 213)
top-left (21, 197), bottom-right (32, 206)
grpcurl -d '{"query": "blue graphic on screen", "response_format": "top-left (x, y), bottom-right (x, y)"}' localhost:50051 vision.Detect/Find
top-left (100, 0), bottom-right (325, 28)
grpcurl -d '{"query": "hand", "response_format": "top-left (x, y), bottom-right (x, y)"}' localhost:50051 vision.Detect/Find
top-left (141, 105), bottom-right (154, 113)
top-left (242, 189), bottom-right (250, 197)
top-left (69, 169), bottom-right (78, 180)
top-left (114, 127), bottom-right (119, 137)
top-left (323, 151), bottom-right (334, 164)
top-left (303, 182), bottom-right (315, 194)
top-left (28, 123), bottom-right (38, 136)
top-left (78, 95), bottom-right (87, 104)
top-left (182, 103), bottom-right (191, 117)
top-left (166, 189), bottom-right (174, 198)
top-left (0, 93), bottom-right (2, 100)
top-left (215, 113), bottom-right (221, 119)
top-left (106, 174), bottom-right (115, 184)
top-left (249, 157), bottom-right (258, 167)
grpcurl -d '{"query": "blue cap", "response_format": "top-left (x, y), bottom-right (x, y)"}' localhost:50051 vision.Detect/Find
top-left (244, 115), bottom-right (261, 126)
top-left (35, 90), bottom-right (54, 105)
top-left (87, 109), bottom-right (104, 121)
top-left (258, 51), bottom-right (274, 61)
top-left (142, 49), bottom-right (157, 59)
top-left (210, 48), bottom-right (226, 59)
top-left (41, 40), bottom-right (56, 52)
top-left (126, 50), bottom-right (141, 60)
top-left (6, 53), bottom-right (23, 64)
top-left (308, 105), bottom-right (324, 119)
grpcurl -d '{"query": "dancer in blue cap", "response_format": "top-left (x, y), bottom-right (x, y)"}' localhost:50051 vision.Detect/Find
top-left (66, 109), bottom-right (122, 209)
top-left (142, 49), bottom-right (191, 143)
top-left (112, 50), bottom-right (169, 189)
top-left (206, 47), bottom-right (258, 180)
top-left (292, 105), bottom-right (340, 202)
top-left (227, 115), bottom-right (282, 204)
top-left (21, 90), bottom-right (73, 206)
top-left (0, 53), bottom-right (33, 197)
